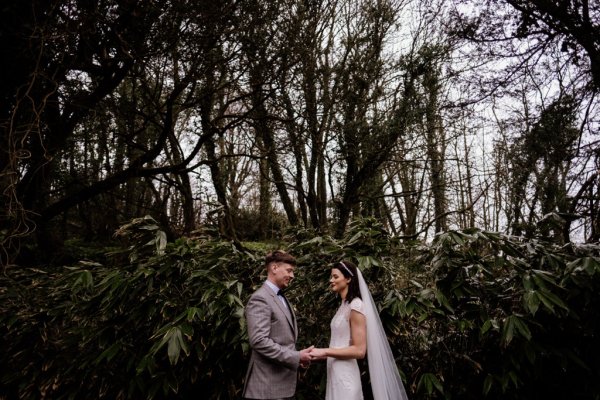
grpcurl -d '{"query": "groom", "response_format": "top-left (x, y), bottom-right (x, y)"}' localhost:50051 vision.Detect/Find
top-left (243, 250), bottom-right (313, 399)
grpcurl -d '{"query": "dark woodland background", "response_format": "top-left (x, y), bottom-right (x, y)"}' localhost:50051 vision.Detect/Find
top-left (1, 1), bottom-right (600, 399)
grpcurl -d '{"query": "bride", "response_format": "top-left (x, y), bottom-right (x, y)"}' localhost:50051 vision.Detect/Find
top-left (309, 260), bottom-right (409, 400)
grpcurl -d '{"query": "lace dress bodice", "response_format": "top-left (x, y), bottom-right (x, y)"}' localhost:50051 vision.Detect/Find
top-left (329, 298), bottom-right (365, 347)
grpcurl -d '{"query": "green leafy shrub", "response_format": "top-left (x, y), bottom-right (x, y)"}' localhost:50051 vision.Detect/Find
top-left (2, 218), bottom-right (600, 399)
top-left (1, 216), bottom-right (257, 399)
top-left (395, 229), bottom-right (600, 399)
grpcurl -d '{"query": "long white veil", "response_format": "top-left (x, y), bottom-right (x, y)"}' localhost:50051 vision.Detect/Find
top-left (356, 268), bottom-right (409, 400)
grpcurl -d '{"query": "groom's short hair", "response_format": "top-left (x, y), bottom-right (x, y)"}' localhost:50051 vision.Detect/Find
top-left (265, 250), bottom-right (296, 268)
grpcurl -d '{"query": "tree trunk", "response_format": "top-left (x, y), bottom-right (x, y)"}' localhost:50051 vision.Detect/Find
top-left (423, 65), bottom-right (448, 233)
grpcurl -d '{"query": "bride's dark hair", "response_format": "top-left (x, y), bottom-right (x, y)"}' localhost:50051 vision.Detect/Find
top-left (336, 260), bottom-right (362, 303)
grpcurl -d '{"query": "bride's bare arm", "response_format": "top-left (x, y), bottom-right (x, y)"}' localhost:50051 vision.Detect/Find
top-left (310, 310), bottom-right (366, 360)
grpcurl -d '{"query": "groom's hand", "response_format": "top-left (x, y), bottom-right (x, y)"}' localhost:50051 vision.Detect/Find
top-left (299, 346), bottom-right (314, 368)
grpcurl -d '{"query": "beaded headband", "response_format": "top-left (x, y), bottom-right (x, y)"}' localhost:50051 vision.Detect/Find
top-left (339, 261), bottom-right (354, 277)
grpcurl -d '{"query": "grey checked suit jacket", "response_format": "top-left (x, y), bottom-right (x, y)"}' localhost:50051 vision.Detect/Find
top-left (243, 283), bottom-right (299, 399)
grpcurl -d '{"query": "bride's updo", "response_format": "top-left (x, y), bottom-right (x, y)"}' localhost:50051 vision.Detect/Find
top-left (336, 260), bottom-right (362, 303)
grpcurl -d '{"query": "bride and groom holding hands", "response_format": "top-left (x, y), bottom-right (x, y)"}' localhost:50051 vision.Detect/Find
top-left (242, 250), bottom-right (408, 400)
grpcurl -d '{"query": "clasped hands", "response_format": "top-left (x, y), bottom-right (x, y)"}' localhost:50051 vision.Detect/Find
top-left (299, 346), bottom-right (328, 368)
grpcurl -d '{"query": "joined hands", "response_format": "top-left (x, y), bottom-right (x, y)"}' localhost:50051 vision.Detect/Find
top-left (300, 346), bottom-right (329, 368)
top-left (308, 347), bottom-right (327, 360)
top-left (299, 346), bottom-right (314, 368)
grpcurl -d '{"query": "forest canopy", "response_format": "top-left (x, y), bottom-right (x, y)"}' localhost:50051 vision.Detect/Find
top-left (1, 0), bottom-right (599, 265)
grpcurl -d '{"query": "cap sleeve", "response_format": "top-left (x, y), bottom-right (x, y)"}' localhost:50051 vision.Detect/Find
top-left (350, 297), bottom-right (365, 315)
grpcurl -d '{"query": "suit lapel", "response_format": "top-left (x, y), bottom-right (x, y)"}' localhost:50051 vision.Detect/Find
top-left (283, 294), bottom-right (298, 338)
top-left (264, 285), bottom-right (296, 333)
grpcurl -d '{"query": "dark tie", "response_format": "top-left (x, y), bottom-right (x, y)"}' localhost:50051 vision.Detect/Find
top-left (277, 289), bottom-right (288, 307)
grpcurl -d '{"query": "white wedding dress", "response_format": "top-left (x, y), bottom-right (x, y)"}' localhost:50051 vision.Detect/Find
top-left (325, 297), bottom-right (365, 400)
top-left (325, 268), bottom-right (409, 400)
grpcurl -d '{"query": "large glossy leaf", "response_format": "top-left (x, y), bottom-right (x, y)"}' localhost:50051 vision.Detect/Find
top-left (417, 372), bottom-right (444, 395)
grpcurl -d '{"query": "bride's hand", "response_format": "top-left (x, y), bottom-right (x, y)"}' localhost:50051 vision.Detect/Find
top-left (309, 348), bottom-right (327, 360)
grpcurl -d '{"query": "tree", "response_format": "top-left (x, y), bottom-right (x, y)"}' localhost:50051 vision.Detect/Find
top-left (2, 0), bottom-right (157, 263)
top-left (420, 45), bottom-right (449, 233)
top-left (450, 0), bottom-right (600, 92)
top-left (1, 0), bottom-right (248, 263)
top-left (506, 95), bottom-right (580, 242)
top-left (447, 0), bottom-right (600, 241)
top-left (505, 0), bottom-right (600, 91)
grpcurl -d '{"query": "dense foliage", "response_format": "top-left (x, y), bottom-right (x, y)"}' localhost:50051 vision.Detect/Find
top-left (2, 217), bottom-right (600, 399)
top-left (398, 230), bottom-right (600, 399)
